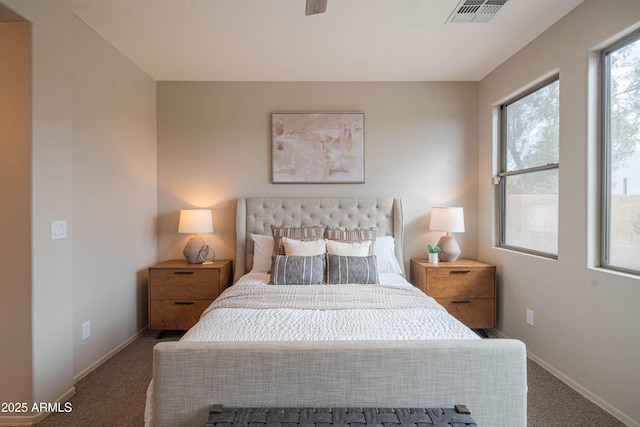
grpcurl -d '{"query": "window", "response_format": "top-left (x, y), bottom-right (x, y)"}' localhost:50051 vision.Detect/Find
top-left (602, 30), bottom-right (640, 275)
top-left (498, 77), bottom-right (560, 257)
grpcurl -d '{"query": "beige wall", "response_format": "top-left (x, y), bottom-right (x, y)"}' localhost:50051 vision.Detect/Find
top-left (2, 0), bottom-right (77, 417)
top-left (0, 19), bottom-right (32, 412)
top-left (72, 16), bottom-right (157, 378)
top-left (0, 1), bottom-right (157, 424)
top-left (156, 82), bottom-right (479, 269)
top-left (478, 0), bottom-right (640, 425)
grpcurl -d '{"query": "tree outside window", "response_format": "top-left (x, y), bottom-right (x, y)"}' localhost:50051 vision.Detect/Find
top-left (498, 77), bottom-right (559, 257)
top-left (603, 31), bottom-right (640, 274)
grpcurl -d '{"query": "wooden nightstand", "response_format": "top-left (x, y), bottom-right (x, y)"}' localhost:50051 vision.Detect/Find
top-left (410, 259), bottom-right (496, 329)
top-left (148, 259), bottom-right (232, 331)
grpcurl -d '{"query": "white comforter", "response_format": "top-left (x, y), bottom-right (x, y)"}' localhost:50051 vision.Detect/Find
top-left (146, 273), bottom-right (480, 426)
top-left (181, 272), bottom-right (479, 342)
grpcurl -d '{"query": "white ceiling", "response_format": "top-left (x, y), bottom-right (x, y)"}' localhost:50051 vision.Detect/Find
top-left (70, 0), bottom-right (584, 82)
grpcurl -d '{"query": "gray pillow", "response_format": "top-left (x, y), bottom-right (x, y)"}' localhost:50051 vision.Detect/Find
top-left (326, 254), bottom-right (379, 284)
top-left (269, 254), bottom-right (325, 285)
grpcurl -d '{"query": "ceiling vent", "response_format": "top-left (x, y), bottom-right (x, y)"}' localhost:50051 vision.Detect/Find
top-left (448, 0), bottom-right (510, 23)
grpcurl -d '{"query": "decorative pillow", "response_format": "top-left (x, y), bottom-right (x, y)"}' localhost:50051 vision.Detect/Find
top-left (326, 239), bottom-right (371, 256)
top-left (271, 224), bottom-right (326, 255)
top-left (250, 234), bottom-right (274, 273)
top-left (269, 254), bottom-right (325, 285)
top-left (326, 254), bottom-right (379, 285)
top-left (282, 237), bottom-right (326, 256)
top-left (373, 235), bottom-right (404, 274)
top-left (324, 226), bottom-right (377, 255)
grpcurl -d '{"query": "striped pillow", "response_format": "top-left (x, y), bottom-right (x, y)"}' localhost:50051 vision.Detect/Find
top-left (324, 226), bottom-right (377, 255)
top-left (326, 254), bottom-right (379, 285)
top-left (271, 225), bottom-right (326, 255)
top-left (269, 254), bottom-right (325, 285)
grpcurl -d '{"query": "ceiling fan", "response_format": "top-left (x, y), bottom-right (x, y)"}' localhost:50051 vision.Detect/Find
top-left (305, 0), bottom-right (327, 15)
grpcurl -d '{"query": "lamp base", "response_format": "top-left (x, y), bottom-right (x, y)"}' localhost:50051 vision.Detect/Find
top-left (183, 236), bottom-right (206, 264)
top-left (436, 234), bottom-right (461, 262)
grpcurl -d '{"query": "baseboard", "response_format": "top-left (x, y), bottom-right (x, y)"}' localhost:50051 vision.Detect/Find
top-left (0, 386), bottom-right (75, 426)
top-left (0, 414), bottom-right (33, 427)
top-left (494, 329), bottom-right (638, 427)
top-left (73, 327), bottom-right (147, 383)
top-left (0, 414), bottom-right (32, 426)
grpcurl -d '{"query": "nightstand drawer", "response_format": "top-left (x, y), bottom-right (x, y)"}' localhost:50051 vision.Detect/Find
top-left (149, 299), bottom-right (213, 330)
top-left (149, 270), bottom-right (219, 299)
top-left (427, 267), bottom-right (494, 299)
top-left (438, 298), bottom-right (495, 329)
top-left (148, 259), bottom-right (232, 331)
top-left (410, 259), bottom-right (496, 330)
top-left (150, 269), bottom-right (220, 287)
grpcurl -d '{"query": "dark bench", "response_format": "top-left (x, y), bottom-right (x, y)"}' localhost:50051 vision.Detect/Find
top-left (204, 405), bottom-right (477, 427)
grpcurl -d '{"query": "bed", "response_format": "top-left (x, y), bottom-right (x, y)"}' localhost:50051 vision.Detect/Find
top-left (148, 197), bottom-right (527, 427)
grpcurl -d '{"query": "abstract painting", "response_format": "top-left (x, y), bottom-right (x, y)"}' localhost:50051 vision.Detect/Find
top-left (272, 113), bottom-right (364, 183)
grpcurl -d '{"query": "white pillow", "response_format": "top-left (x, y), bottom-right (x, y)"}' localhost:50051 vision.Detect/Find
top-left (326, 239), bottom-right (371, 256)
top-left (373, 236), bottom-right (404, 274)
top-left (282, 237), bottom-right (326, 256)
top-left (250, 234), bottom-right (274, 273)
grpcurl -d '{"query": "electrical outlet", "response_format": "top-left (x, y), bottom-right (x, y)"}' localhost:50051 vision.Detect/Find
top-left (526, 309), bottom-right (534, 326)
top-left (82, 321), bottom-right (91, 340)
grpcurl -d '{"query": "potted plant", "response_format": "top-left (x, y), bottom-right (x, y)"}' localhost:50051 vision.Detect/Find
top-left (427, 244), bottom-right (441, 264)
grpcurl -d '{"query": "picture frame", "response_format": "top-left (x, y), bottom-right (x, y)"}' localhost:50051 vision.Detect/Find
top-left (271, 112), bottom-right (365, 183)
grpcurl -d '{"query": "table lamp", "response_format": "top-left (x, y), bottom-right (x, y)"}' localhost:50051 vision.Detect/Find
top-left (178, 209), bottom-right (214, 264)
top-left (429, 207), bottom-right (465, 262)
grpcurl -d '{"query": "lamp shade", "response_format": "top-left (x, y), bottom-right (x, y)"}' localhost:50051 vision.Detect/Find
top-left (429, 207), bottom-right (464, 262)
top-left (429, 207), bottom-right (465, 233)
top-left (178, 209), bottom-right (213, 234)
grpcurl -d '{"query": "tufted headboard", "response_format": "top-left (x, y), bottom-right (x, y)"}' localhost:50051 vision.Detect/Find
top-left (234, 197), bottom-right (404, 283)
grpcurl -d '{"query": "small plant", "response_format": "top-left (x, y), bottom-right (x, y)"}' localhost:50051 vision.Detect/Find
top-left (427, 244), bottom-right (441, 254)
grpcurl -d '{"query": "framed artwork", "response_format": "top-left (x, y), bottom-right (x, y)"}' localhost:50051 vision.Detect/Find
top-left (271, 112), bottom-right (365, 183)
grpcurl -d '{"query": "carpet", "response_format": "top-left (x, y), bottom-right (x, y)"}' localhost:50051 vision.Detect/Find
top-left (33, 330), bottom-right (627, 426)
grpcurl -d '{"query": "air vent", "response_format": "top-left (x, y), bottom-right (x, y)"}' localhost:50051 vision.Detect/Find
top-left (448, 0), bottom-right (509, 23)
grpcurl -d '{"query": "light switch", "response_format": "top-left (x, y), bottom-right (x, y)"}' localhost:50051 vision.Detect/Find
top-left (51, 220), bottom-right (67, 240)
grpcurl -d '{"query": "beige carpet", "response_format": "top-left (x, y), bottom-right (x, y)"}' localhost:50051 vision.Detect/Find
top-left (34, 330), bottom-right (627, 426)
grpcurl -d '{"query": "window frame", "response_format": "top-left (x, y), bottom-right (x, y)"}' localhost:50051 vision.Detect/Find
top-left (600, 29), bottom-right (640, 276)
top-left (497, 75), bottom-right (560, 259)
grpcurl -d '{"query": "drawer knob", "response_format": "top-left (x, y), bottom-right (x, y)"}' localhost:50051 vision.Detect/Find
top-left (173, 271), bottom-right (194, 275)
top-left (452, 300), bottom-right (471, 304)
top-left (174, 301), bottom-right (195, 305)
top-left (450, 270), bottom-right (471, 274)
